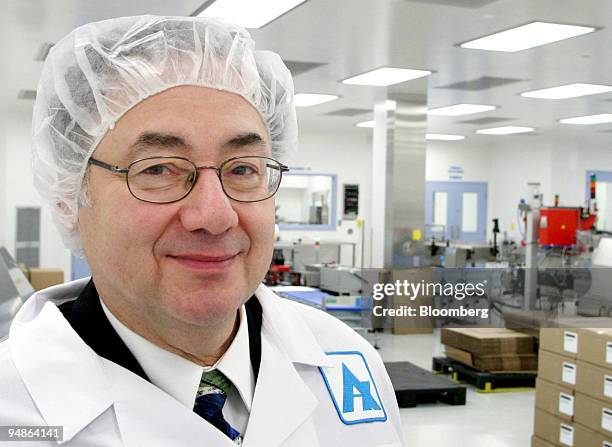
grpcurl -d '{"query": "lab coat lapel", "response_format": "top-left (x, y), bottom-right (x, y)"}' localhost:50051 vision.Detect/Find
top-left (242, 326), bottom-right (319, 447)
top-left (9, 288), bottom-right (114, 444)
top-left (242, 286), bottom-right (334, 447)
top-left (102, 358), bottom-right (236, 447)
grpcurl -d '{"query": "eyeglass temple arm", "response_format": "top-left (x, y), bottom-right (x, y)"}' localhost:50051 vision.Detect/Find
top-left (88, 157), bottom-right (129, 174)
top-left (267, 163), bottom-right (290, 173)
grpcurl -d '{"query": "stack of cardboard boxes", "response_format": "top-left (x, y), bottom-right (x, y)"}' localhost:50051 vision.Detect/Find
top-left (533, 327), bottom-right (612, 446)
top-left (441, 328), bottom-right (537, 371)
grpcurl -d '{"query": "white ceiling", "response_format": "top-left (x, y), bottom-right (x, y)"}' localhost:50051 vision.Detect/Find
top-left (5, 0), bottom-right (612, 146)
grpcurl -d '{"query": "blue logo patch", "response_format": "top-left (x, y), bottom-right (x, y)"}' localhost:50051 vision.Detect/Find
top-left (319, 351), bottom-right (387, 425)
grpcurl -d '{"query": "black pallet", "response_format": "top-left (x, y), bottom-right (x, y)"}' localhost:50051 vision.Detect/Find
top-left (384, 361), bottom-right (466, 408)
top-left (432, 357), bottom-right (537, 392)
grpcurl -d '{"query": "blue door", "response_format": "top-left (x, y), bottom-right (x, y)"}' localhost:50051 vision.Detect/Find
top-left (425, 181), bottom-right (487, 243)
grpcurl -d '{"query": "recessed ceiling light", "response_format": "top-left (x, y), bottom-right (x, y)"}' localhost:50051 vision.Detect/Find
top-left (522, 83), bottom-right (612, 99)
top-left (356, 120), bottom-right (375, 128)
top-left (426, 134), bottom-right (465, 141)
top-left (428, 104), bottom-right (496, 116)
top-left (293, 93), bottom-right (339, 107)
top-left (343, 67), bottom-right (432, 86)
top-left (461, 21), bottom-right (596, 52)
top-left (560, 114), bottom-right (612, 125)
top-left (477, 126), bottom-right (534, 135)
top-left (197, 0), bottom-right (308, 28)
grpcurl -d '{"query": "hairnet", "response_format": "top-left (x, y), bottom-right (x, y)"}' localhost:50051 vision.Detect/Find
top-left (31, 15), bottom-right (297, 255)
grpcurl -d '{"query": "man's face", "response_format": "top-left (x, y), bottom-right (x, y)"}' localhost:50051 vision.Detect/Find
top-left (78, 86), bottom-right (276, 326)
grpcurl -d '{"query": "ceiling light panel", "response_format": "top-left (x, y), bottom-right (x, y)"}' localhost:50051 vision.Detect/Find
top-left (343, 67), bottom-right (431, 86)
top-left (476, 126), bottom-right (534, 135)
top-left (560, 114), bottom-right (612, 125)
top-left (356, 120), bottom-right (375, 128)
top-left (522, 83), bottom-right (612, 99)
top-left (294, 93), bottom-right (338, 107)
top-left (461, 21), bottom-right (596, 52)
top-left (198, 0), bottom-right (308, 29)
top-left (428, 104), bottom-right (496, 116)
top-left (426, 134), bottom-right (465, 141)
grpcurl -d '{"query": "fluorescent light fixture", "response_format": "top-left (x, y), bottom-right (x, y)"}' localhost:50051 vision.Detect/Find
top-left (198, 0), bottom-right (307, 28)
top-left (426, 133), bottom-right (465, 141)
top-left (477, 126), bottom-right (534, 135)
top-left (428, 104), bottom-right (496, 117)
top-left (560, 113), bottom-right (612, 125)
top-left (461, 21), bottom-right (595, 52)
top-left (356, 120), bottom-right (375, 128)
top-left (522, 83), bottom-right (612, 99)
top-left (293, 93), bottom-right (338, 107)
top-left (343, 67), bottom-right (431, 86)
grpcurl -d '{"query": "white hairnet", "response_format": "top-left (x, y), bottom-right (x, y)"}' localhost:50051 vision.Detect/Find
top-left (31, 15), bottom-right (297, 255)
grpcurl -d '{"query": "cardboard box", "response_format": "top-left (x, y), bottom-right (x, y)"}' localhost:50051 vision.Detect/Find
top-left (535, 378), bottom-right (575, 422)
top-left (446, 345), bottom-right (537, 372)
top-left (540, 329), bottom-right (581, 359)
top-left (531, 435), bottom-right (556, 447)
top-left (577, 328), bottom-right (612, 369)
top-left (575, 391), bottom-right (612, 437)
top-left (441, 327), bottom-right (535, 355)
top-left (538, 350), bottom-right (578, 391)
top-left (574, 423), bottom-right (612, 447)
top-left (533, 408), bottom-right (576, 446)
top-left (391, 268), bottom-right (434, 334)
top-left (29, 268), bottom-right (64, 291)
top-left (576, 360), bottom-right (612, 404)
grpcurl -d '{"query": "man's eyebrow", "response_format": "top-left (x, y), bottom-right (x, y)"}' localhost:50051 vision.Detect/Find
top-left (222, 132), bottom-right (267, 149)
top-left (129, 132), bottom-right (191, 153)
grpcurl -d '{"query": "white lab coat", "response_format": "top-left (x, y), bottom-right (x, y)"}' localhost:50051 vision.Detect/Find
top-left (0, 278), bottom-right (404, 447)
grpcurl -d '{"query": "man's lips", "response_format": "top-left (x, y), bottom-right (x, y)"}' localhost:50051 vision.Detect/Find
top-left (167, 253), bottom-right (240, 272)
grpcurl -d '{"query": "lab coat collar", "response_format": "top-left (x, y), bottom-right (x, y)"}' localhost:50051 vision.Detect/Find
top-left (9, 279), bottom-right (115, 444)
top-left (254, 284), bottom-right (333, 369)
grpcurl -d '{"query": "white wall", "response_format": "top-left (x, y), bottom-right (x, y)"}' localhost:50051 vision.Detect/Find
top-left (5, 109), bottom-right (72, 278)
top-left (279, 125), bottom-right (372, 268)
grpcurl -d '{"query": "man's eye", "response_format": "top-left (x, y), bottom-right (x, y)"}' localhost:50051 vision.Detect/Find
top-left (230, 165), bottom-right (257, 175)
top-left (142, 164), bottom-right (171, 175)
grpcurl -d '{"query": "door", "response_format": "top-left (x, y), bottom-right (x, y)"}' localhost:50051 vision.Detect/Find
top-left (425, 181), bottom-right (487, 243)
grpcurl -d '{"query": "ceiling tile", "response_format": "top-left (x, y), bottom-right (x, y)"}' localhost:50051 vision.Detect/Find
top-left (403, 0), bottom-right (499, 8)
top-left (436, 76), bottom-right (525, 91)
top-left (459, 116), bottom-right (513, 125)
top-left (324, 108), bottom-right (371, 117)
top-left (283, 60), bottom-right (326, 77)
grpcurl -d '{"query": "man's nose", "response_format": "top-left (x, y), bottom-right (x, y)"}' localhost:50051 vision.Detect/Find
top-left (177, 168), bottom-right (239, 234)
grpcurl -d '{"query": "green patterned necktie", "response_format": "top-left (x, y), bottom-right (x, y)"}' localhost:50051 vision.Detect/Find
top-left (193, 369), bottom-right (242, 445)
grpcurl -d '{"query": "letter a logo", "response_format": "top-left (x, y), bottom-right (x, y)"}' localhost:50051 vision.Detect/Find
top-left (319, 351), bottom-right (387, 424)
top-left (342, 363), bottom-right (381, 413)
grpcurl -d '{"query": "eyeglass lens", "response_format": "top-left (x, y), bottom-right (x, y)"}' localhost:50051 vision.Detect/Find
top-left (126, 156), bottom-right (282, 203)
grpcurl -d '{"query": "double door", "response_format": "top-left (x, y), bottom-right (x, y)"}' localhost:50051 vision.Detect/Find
top-left (425, 181), bottom-right (487, 243)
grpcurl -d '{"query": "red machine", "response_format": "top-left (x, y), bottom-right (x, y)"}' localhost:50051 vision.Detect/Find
top-left (539, 207), bottom-right (596, 247)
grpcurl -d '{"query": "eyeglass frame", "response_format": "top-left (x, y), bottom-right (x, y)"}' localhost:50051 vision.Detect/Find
top-left (87, 155), bottom-right (290, 204)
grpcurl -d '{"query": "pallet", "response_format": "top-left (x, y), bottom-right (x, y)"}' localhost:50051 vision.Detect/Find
top-left (384, 361), bottom-right (466, 407)
top-left (432, 357), bottom-right (537, 393)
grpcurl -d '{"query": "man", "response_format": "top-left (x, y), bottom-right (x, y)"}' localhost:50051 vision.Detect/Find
top-left (0, 15), bottom-right (404, 447)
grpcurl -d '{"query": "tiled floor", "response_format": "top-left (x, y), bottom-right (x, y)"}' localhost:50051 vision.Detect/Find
top-left (375, 331), bottom-right (535, 447)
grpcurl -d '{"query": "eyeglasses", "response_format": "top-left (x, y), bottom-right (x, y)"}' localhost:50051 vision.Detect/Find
top-left (88, 155), bottom-right (290, 204)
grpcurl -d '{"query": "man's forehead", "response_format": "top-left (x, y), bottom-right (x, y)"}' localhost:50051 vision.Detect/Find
top-left (123, 130), bottom-right (270, 159)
